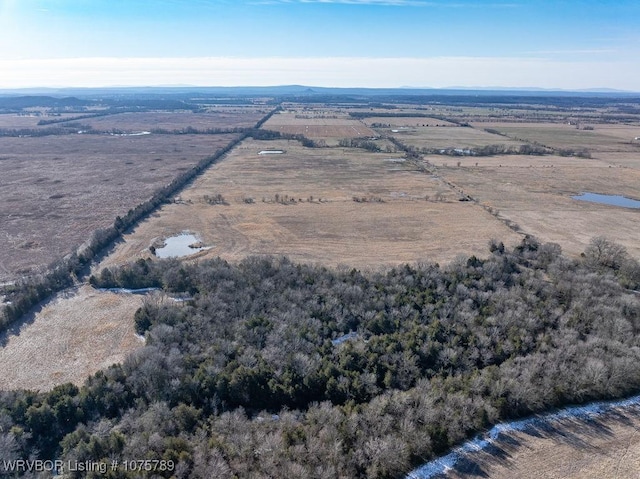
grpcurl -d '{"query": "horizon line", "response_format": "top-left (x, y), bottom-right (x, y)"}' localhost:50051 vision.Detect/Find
top-left (0, 84), bottom-right (637, 95)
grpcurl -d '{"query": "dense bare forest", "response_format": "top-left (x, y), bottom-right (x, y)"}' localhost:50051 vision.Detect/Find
top-left (1, 236), bottom-right (640, 478)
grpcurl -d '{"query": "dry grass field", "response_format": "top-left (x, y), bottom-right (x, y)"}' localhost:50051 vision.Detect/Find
top-left (0, 113), bottom-right (82, 128)
top-left (474, 122), bottom-right (640, 153)
top-left (99, 137), bottom-right (521, 272)
top-left (261, 109), bottom-right (378, 145)
top-left (436, 153), bottom-right (640, 258)
top-left (0, 132), bottom-right (240, 281)
top-left (445, 407), bottom-right (640, 479)
top-left (0, 285), bottom-right (143, 391)
top-left (389, 125), bottom-right (524, 151)
top-left (0, 107), bottom-right (259, 391)
top-left (429, 116), bottom-right (640, 260)
top-left (80, 108), bottom-right (266, 131)
top-left (594, 151), bottom-right (640, 168)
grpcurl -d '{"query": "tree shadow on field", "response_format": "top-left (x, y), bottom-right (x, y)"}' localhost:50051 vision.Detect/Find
top-left (443, 405), bottom-right (640, 478)
top-left (0, 285), bottom-right (80, 348)
top-left (448, 454), bottom-right (490, 477)
top-left (445, 407), bottom-right (640, 478)
top-left (447, 435), bottom-right (523, 477)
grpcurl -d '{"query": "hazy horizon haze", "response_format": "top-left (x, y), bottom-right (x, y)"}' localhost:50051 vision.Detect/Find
top-left (0, 0), bottom-right (638, 90)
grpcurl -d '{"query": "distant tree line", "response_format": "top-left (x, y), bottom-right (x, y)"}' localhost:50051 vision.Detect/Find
top-left (35, 101), bottom-right (200, 126)
top-left (0, 125), bottom-right (252, 138)
top-left (203, 193), bottom-right (228, 205)
top-left (2, 237), bottom-right (640, 478)
top-left (557, 148), bottom-right (592, 158)
top-left (249, 127), bottom-right (321, 148)
top-left (149, 126), bottom-right (248, 135)
top-left (348, 111), bottom-right (454, 122)
top-left (484, 129), bottom-right (593, 158)
top-left (389, 134), bottom-right (585, 159)
top-left (338, 138), bottom-right (381, 152)
top-left (36, 111), bottom-right (117, 125)
top-left (0, 125), bottom-right (93, 137)
top-left (425, 143), bottom-right (552, 157)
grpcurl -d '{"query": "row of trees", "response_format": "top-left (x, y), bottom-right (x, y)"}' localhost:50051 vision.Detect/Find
top-left (338, 138), bottom-right (381, 152)
top-left (0, 126), bottom-right (247, 138)
top-left (149, 127), bottom-right (247, 135)
top-left (0, 125), bottom-right (91, 137)
top-left (0, 237), bottom-right (623, 477)
top-left (424, 143), bottom-right (552, 157)
top-left (37, 111), bottom-right (117, 125)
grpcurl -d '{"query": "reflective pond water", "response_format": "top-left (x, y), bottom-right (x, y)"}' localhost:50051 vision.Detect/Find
top-left (154, 233), bottom-right (209, 258)
top-left (572, 192), bottom-right (640, 209)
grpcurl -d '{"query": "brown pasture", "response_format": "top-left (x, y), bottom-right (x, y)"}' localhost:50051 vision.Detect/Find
top-left (475, 122), bottom-right (640, 153)
top-left (0, 113), bottom-right (78, 128)
top-left (264, 123), bottom-right (377, 139)
top-left (436, 153), bottom-right (640, 258)
top-left (0, 132), bottom-right (240, 281)
top-left (261, 109), bottom-right (378, 143)
top-left (100, 137), bottom-right (521, 272)
top-left (445, 408), bottom-right (640, 479)
top-left (4, 101), bottom-right (640, 403)
top-left (0, 109), bottom-right (260, 391)
top-left (389, 125), bottom-right (524, 150)
top-left (80, 108), bottom-right (266, 131)
top-left (591, 152), bottom-right (640, 168)
top-left (0, 285), bottom-right (143, 391)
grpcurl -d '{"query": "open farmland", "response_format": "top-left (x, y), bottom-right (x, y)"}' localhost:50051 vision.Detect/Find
top-left (99, 136), bottom-right (521, 271)
top-left (3, 96), bottom-right (640, 472)
top-left (475, 121), bottom-right (640, 153)
top-left (0, 101), bottom-right (269, 392)
top-left (261, 108), bottom-right (378, 145)
top-left (429, 115), bottom-right (640, 259)
top-left (80, 107), bottom-right (266, 132)
top-left (0, 127), bottom-right (523, 392)
top-left (0, 132), bottom-right (241, 281)
top-left (383, 124), bottom-right (524, 151)
top-left (433, 153), bottom-right (640, 258)
top-left (21, 100), bottom-right (638, 391)
top-left (0, 113), bottom-right (89, 128)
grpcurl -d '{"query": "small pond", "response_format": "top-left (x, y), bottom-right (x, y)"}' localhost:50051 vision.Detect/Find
top-left (155, 233), bottom-right (209, 258)
top-left (572, 192), bottom-right (640, 209)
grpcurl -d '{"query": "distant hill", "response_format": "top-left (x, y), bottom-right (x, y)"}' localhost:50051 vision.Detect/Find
top-left (0, 95), bottom-right (95, 110)
top-left (0, 87), bottom-right (638, 112)
top-left (1, 85), bottom-right (638, 100)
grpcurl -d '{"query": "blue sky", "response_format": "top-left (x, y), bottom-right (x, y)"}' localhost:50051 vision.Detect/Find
top-left (0, 0), bottom-right (638, 89)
